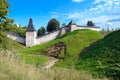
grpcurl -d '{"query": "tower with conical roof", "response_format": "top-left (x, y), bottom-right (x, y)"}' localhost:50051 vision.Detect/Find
top-left (26, 18), bottom-right (36, 47)
top-left (68, 20), bottom-right (77, 32)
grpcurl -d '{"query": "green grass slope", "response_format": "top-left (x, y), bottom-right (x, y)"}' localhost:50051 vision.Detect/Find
top-left (0, 32), bottom-right (24, 50)
top-left (19, 29), bottom-right (102, 68)
top-left (76, 30), bottom-right (120, 79)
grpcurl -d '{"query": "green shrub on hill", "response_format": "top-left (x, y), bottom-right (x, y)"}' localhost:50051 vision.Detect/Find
top-left (76, 30), bottom-right (120, 79)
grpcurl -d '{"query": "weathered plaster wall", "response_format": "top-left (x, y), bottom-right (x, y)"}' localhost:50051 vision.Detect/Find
top-left (36, 30), bottom-right (60, 45)
top-left (7, 32), bottom-right (25, 44)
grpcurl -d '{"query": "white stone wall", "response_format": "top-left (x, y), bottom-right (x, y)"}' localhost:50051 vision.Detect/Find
top-left (70, 25), bottom-right (78, 32)
top-left (70, 25), bottom-right (100, 31)
top-left (7, 32), bottom-right (25, 44)
top-left (78, 27), bottom-right (100, 31)
top-left (26, 31), bottom-right (36, 47)
top-left (60, 27), bottom-right (69, 35)
top-left (36, 30), bottom-right (60, 45)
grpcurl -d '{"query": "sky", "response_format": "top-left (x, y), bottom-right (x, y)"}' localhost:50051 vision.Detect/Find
top-left (8, 0), bottom-right (120, 30)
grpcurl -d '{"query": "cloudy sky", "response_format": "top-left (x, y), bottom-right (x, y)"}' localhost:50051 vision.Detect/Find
top-left (8, 0), bottom-right (120, 30)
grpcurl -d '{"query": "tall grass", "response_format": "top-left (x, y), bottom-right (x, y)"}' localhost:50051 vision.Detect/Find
top-left (76, 30), bottom-right (120, 79)
top-left (0, 50), bottom-right (108, 80)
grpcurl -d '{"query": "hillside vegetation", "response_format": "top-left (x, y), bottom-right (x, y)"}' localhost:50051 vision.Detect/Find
top-left (0, 32), bottom-right (24, 50)
top-left (19, 29), bottom-right (102, 68)
top-left (76, 30), bottom-right (120, 79)
top-left (0, 50), bottom-right (108, 80)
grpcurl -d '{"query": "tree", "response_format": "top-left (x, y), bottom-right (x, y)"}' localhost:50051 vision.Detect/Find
top-left (46, 18), bottom-right (60, 32)
top-left (0, 0), bottom-right (14, 31)
top-left (87, 21), bottom-right (95, 26)
top-left (3, 18), bottom-right (14, 31)
top-left (37, 27), bottom-right (45, 36)
top-left (102, 28), bottom-right (105, 31)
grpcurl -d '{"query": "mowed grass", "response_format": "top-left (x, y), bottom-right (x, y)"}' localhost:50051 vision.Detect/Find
top-left (76, 30), bottom-right (120, 79)
top-left (19, 29), bottom-right (102, 68)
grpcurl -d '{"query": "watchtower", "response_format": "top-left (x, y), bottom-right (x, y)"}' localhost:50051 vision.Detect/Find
top-left (26, 18), bottom-right (36, 47)
top-left (68, 20), bottom-right (77, 32)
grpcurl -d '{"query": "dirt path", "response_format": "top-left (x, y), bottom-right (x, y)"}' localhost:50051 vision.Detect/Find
top-left (42, 56), bottom-right (59, 69)
top-left (28, 54), bottom-right (59, 69)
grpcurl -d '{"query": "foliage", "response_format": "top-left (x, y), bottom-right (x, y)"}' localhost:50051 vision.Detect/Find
top-left (19, 29), bottom-right (102, 68)
top-left (76, 30), bottom-right (120, 79)
top-left (0, 51), bottom-right (108, 80)
top-left (37, 26), bottom-right (45, 36)
top-left (0, 0), bottom-right (10, 18)
top-left (11, 25), bottom-right (26, 37)
top-left (0, 0), bottom-right (26, 37)
top-left (87, 21), bottom-right (95, 26)
top-left (0, 0), bottom-right (14, 32)
top-left (46, 18), bottom-right (60, 32)
top-left (0, 32), bottom-right (8, 49)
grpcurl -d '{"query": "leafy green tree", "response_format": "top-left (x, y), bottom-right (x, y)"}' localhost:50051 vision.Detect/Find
top-left (37, 27), bottom-right (45, 36)
top-left (3, 18), bottom-right (14, 31)
top-left (0, 0), bottom-right (10, 19)
top-left (87, 21), bottom-right (95, 26)
top-left (46, 18), bottom-right (60, 32)
top-left (0, 0), bottom-right (14, 31)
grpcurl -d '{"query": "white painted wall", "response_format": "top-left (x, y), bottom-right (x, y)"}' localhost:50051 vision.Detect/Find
top-left (26, 31), bottom-right (36, 47)
top-left (7, 32), bottom-right (25, 44)
top-left (78, 27), bottom-right (100, 31)
top-left (70, 25), bottom-right (100, 32)
top-left (36, 30), bottom-right (60, 45)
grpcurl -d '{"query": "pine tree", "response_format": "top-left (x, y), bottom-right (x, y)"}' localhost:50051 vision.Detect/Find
top-left (87, 21), bottom-right (95, 26)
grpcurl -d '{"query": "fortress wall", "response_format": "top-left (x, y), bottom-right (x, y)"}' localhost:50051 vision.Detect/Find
top-left (7, 32), bottom-right (25, 44)
top-left (36, 30), bottom-right (60, 45)
top-left (6, 26), bottom-right (100, 47)
top-left (78, 27), bottom-right (100, 31)
top-left (70, 25), bottom-right (78, 31)
top-left (60, 27), bottom-right (69, 35)
top-left (71, 26), bottom-right (100, 31)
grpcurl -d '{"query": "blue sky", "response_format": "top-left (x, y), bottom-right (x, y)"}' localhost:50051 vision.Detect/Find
top-left (8, 0), bottom-right (120, 30)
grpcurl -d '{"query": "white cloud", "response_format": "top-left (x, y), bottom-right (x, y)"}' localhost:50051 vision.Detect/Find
top-left (108, 7), bottom-right (120, 15)
top-left (59, 0), bottom-right (120, 29)
top-left (93, 0), bottom-right (105, 4)
top-left (72, 0), bottom-right (83, 3)
top-left (107, 17), bottom-right (120, 22)
top-left (49, 11), bottom-right (59, 18)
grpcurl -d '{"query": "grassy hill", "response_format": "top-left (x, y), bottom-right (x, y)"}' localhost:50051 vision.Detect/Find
top-left (19, 29), bottom-right (102, 68)
top-left (0, 32), bottom-right (24, 50)
top-left (76, 30), bottom-right (120, 79)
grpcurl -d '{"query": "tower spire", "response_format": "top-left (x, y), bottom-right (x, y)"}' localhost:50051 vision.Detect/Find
top-left (26, 18), bottom-right (36, 32)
